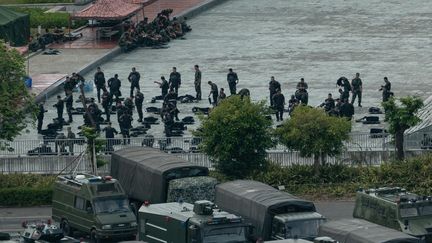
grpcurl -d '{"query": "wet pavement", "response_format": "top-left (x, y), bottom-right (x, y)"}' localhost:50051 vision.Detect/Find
top-left (17, 0), bottom-right (432, 140)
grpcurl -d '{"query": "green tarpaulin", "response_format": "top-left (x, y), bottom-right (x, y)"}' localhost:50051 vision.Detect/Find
top-left (0, 6), bottom-right (30, 47)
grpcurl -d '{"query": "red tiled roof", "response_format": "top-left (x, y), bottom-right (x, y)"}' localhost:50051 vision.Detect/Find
top-left (73, 0), bottom-right (143, 20)
top-left (125, 0), bottom-right (158, 6)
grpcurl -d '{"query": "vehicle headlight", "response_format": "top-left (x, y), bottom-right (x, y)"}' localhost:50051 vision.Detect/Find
top-left (101, 225), bottom-right (112, 230)
top-left (130, 222), bottom-right (138, 227)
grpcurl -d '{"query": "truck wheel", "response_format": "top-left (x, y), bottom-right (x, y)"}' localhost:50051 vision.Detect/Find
top-left (60, 219), bottom-right (72, 236)
top-left (90, 229), bottom-right (101, 243)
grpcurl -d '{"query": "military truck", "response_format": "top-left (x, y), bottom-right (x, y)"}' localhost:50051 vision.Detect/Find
top-left (138, 200), bottom-right (252, 243)
top-left (111, 147), bottom-right (218, 208)
top-left (52, 174), bottom-right (137, 242)
top-left (215, 180), bottom-right (326, 241)
top-left (353, 187), bottom-right (432, 241)
top-left (318, 218), bottom-right (421, 243)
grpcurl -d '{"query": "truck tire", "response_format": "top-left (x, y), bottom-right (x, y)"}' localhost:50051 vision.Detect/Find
top-left (90, 229), bottom-right (101, 243)
top-left (60, 219), bottom-right (73, 236)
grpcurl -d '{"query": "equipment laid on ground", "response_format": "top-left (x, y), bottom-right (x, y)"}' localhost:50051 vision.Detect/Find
top-left (215, 180), bottom-right (326, 241)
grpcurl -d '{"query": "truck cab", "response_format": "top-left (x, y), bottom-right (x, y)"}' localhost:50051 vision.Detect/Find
top-left (138, 200), bottom-right (251, 243)
top-left (52, 174), bottom-right (137, 242)
top-left (271, 212), bottom-right (326, 240)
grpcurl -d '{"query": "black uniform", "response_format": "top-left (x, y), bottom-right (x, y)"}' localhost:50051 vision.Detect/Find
top-left (210, 83), bottom-right (218, 106)
top-left (54, 99), bottom-right (64, 123)
top-left (340, 102), bottom-right (355, 120)
top-left (323, 98), bottom-right (335, 113)
top-left (37, 103), bottom-right (46, 132)
top-left (195, 70), bottom-right (202, 100)
top-left (94, 71), bottom-right (106, 102)
top-left (169, 71), bottom-right (181, 94)
top-left (160, 79), bottom-right (169, 97)
top-left (269, 80), bottom-right (281, 107)
top-left (227, 71), bottom-right (239, 95)
top-left (382, 81), bottom-right (392, 102)
top-left (128, 71), bottom-right (141, 97)
top-left (101, 92), bottom-right (112, 122)
top-left (65, 94), bottom-right (73, 123)
top-left (102, 126), bottom-right (118, 152)
top-left (119, 113), bottom-right (132, 145)
top-left (124, 98), bottom-right (134, 116)
top-left (63, 79), bottom-right (74, 95)
top-left (135, 92), bottom-right (144, 122)
top-left (351, 77), bottom-right (362, 106)
top-left (272, 93), bottom-right (285, 121)
top-left (108, 77), bottom-right (122, 99)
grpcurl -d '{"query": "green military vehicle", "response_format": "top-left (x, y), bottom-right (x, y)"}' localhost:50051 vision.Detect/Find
top-left (138, 200), bottom-right (252, 243)
top-left (215, 180), bottom-right (326, 241)
top-left (353, 187), bottom-right (432, 241)
top-left (111, 147), bottom-right (218, 208)
top-left (52, 173), bottom-right (137, 242)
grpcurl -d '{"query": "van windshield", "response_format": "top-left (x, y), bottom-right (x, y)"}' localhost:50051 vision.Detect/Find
top-left (94, 198), bottom-right (129, 214)
top-left (285, 219), bottom-right (325, 239)
top-left (203, 225), bottom-right (247, 243)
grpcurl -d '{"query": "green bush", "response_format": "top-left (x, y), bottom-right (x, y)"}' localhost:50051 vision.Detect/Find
top-left (0, 187), bottom-right (52, 206)
top-left (11, 7), bottom-right (86, 29)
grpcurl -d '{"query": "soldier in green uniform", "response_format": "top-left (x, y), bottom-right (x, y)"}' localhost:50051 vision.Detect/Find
top-left (194, 65), bottom-right (202, 100)
top-left (351, 73), bottom-right (363, 107)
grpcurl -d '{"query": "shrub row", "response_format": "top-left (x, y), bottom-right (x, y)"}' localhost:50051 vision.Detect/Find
top-left (11, 7), bottom-right (86, 29)
top-left (0, 174), bottom-right (55, 188)
top-left (0, 187), bottom-right (52, 206)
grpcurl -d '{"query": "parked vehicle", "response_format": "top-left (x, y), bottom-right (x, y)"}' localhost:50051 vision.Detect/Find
top-left (52, 173), bottom-right (137, 242)
top-left (215, 180), bottom-right (326, 241)
top-left (138, 200), bottom-right (252, 243)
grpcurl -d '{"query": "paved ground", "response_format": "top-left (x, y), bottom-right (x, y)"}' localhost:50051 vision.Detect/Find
top-left (17, 0), bottom-right (432, 141)
top-left (0, 201), bottom-right (355, 232)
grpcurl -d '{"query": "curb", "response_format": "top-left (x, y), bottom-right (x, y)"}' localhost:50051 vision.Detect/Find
top-left (34, 0), bottom-right (231, 103)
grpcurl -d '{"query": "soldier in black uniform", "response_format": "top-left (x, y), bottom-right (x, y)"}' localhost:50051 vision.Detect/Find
top-left (154, 76), bottom-right (169, 98)
top-left (288, 95), bottom-right (298, 115)
top-left (63, 76), bottom-right (74, 95)
top-left (380, 77), bottom-right (392, 102)
top-left (65, 91), bottom-right (73, 123)
top-left (227, 68), bottom-right (239, 95)
top-left (94, 67), bottom-right (106, 103)
top-left (108, 74), bottom-right (122, 100)
top-left (124, 97), bottom-right (134, 119)
top-left (340, 98), bottom-right (355, 120)
top-left (164, 88), bottom-right (178, 103)
top-left (135, 90), bottom-right (144, 122)
top-left (54, 95), bottom-right (64, 124)
top-left (70, 73), bottom-right (84, 87)
top-left (37, 102), bottom-right (47, 133)
top-left (102, 122), bottom-right (118, 152)
top-left (128, 67), bottom-right (141, 98)
top-left (208, 81), bottom-right (218, 106)
top-left (351, 72), bottom-right (363, 107)
top-left (119, 112), bottom-right (132, 145)
top-left (101, 90), bottom-right (112, 122)
top-left (272, 89), bottom-right (285, 121)
top-left (116, 101), bottom-right (126, 124)
top-left (320, 93), bottom-right (335, 113)
top-left (295, 78), bottom-right (308, 105)
top-left (194, 65), bottom-right (202, 100)
top-left (269, 76), bottom-right (281, 107)
top-left (169, 67), bottom-right (181, 94)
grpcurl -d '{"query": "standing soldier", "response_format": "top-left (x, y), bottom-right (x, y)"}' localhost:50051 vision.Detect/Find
top-left (66, 127), bottom-right (76, 155)
top-left (227, 68), bottom-right (239, 95)
top-left (380, 77), bottom-right (392, 102)
top-left (272, 89), bottom-right (285, 121)
top-left (128, 67), bottom-right (141, 98)
top-left (37, 102), bottom-right (47, 133)
top-left (269, 76), bottom-right (281, 107)
top-left (208, 81), bottom-right (218, 106)
top-left (54, 95), bottom-right (64, 125)
top-left (169, 67), bottom-right (181, 94)
top-left (135, 90), bottom-right (144, 122)
top-left (101, 90), bottom-right (112, 122)
top-left (108, 74), bottom-right (122, 100)
top-left (351, 72), bottom-right (363, 107)
top-left (63, 76), bottom-right (74, 95)
top-left (194, 65), bottom-right (202, 100)
top-left (102, 122), bottom-right (118, 152)
top-left (154, 76), bottom-right (169, 98)
top-left (119, 112), bottom-right (132, 145)
top-left (65, 91), bottom-right (73, 123)
top-left (94, 67), bottom-right (106, 103)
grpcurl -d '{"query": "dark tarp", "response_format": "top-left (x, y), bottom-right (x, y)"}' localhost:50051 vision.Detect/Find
top-left (0, 7), bottom-right (29, 47)
top-left (215, 180), bottom-right (316, 239)
top-left (318, 219), bottom-right (420, 243)
top-left (111, 147), bottom-right (209, 203)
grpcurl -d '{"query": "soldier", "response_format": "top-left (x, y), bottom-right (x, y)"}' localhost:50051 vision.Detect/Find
top-left (288, 95), bottom-right (298, 115)
top-left (66, 127), bottom-right (76, 155)
top-left (65, 91), bottom-right (73, 123)
top-left (164, 88), bottom-right (178, 104)
top-left (63, 76), bottom-right (74, 95)
top-left (128, 67), bottom-right (141, 98)
top-left (154, 76), bottom-right (169, 98)
top-left (135, 90), bottom-right (144, 122)
top-left (340, 98), bottom-right (355, 120)
top-left (119, 112), bottom-right (132, 145)
top-left (227, 68), bottom-right (239, 95)
top-left (272, 89), bottom-right (285, 121)
top-left (208, 81), bottom-right (218, 106)
top-left (102, 122), bottom-right (118, 152)
top-left (351, 72), bottom-right (363, 107)
top-left (94, 67), bottom-right (106, 103)
top-left (218, 88), bottom-right (226, 103)
top-left (295, 78), bottom-right (309, 105)
top-left (380, 77), bottom-right (392, 102)
top-left (101, 90), bottom-right (112, 122)
top-left (70, 72), bottom-right (84, 87)
top-left (54, 95), bottom-right (64, 124)
top-left (55, 132), bottom-right (67, 155)
top-left (169, 67), bottom-right (181, 94)
top-left (194, 65), bottom-right (202, 100)
top-left (116, 101), bottom-right (126, 124)
top-left (108, 74), bottom-right (122, 100)
top-left (269, 76), bottom-right (281, 107)
top-left (320, 93), bottom-right (335, 113)
top-left (124, 97), bottom-right (134, 118)
top-left (37, 102), bottom-right (47, 133)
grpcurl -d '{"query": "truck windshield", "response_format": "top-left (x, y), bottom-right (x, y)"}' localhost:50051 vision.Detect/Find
top-left (285, 219), bottom-right (324, 239)
top-left (400, 207), bottom-right (418, 218)
top-left (419, 205), bottom-right (432, 216)
top-left (202, 226), bottom-right (247, 243)
top-left (94, 198), bottom-right (130, 214)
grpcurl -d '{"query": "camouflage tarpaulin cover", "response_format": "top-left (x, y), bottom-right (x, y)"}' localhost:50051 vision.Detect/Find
top-left (215, 180), bottom-right (316, 239)
top-left (166, 176), bottom-right (218, 203)
top-left (111, 147), bottom-right (209, 203)
top-left (318, 219), bottom-right (420, 243)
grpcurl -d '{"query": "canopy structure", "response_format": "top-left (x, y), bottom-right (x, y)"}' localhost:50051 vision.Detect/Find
top-left (73, 0), bottom-right (143, 20)
top-left (0, 6), bottom-right (29, 47)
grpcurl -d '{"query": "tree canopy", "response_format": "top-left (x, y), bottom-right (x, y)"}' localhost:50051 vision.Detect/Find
top-left (195, 96), bottom-right (274, 178)
top-left (0, 41), bottom-right (35, 142)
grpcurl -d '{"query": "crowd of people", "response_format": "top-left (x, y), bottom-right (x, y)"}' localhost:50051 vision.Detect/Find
top-left (119, 9), bottom-right (192, 52)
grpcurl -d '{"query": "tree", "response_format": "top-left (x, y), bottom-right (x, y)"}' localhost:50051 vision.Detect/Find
top-left (81, 126), bottom-right (106, 173)
top-left (275, 106), bottom-right (351, 173)
top-left (195, 96), bottom-right (274, 179)
top-left (382, 96), bottom-right (423, 160)
top-left (0, 41), bottom-right (35, 146)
